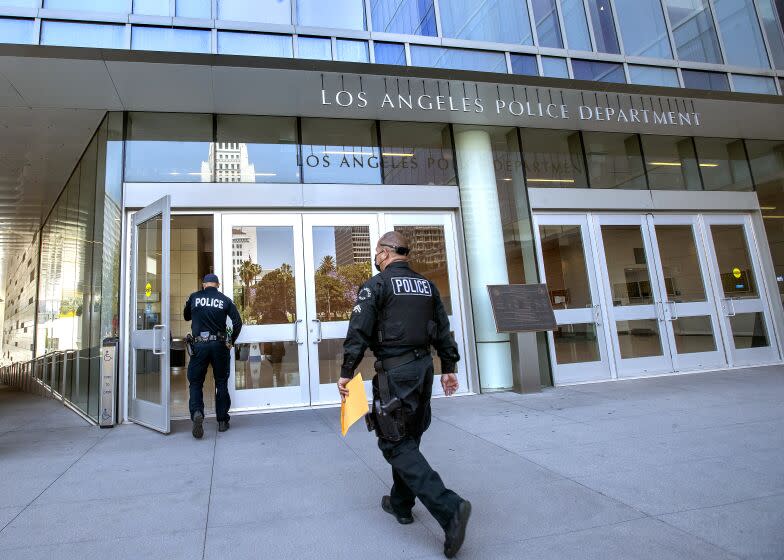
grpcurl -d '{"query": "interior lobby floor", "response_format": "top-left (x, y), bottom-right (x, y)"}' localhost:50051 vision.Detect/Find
top-left (1, 365), bottom-right (782, 560)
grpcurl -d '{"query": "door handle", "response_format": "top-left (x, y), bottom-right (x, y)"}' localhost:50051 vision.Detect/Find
top-left (722, 298), bottom-right (736, 317)
top-left (593, 304), bottom-right (602, 326)
top-left (152, 324), bottom-right (165, 355)
top-left (655, 302), bottom-right (664, 321)
top-left (728, 297), bottom-right (736, 317)
top-left (294, 319), bottom-right (303, 345)
top-left (668, 301), bottom-right (679, 321)
top-left (311, 319), bottom-right (322, 344)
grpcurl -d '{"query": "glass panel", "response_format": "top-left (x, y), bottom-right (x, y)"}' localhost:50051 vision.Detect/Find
top-left (541, 56), bottom-right (569, 78)
top-left (583, 132), bottom-right (647, 189)
top-left (729, 312), bottom-right (769, 348)
top-left (733, 75), bottom-right (778, 95)
top-left (371, 0), bottom-right (437, 36)
top-left (216, 115), bottom-right (299, 183)
top-left (713, 0), bottom-right (769, 68)
top-left (641, 135), bottom-right (702, 191)
top-left (510, 54), bottom-right (538, 76)
top-left (561, 0), bottom-right (592, 50)
top-left (694, 138), bottom-right (753, 191)
top-left (616, 319), bottom-right (663, 358)
top-left (628, 65), bottom-right (679, 88)
top-left (135, 349), bottom-right (161, 404)
top-left (218, 0), bottom-right (292, 24)
top-left (298, 0), bottom-right (366, 29)
top-left (531, 0), bottom-right (563, 48)
top-left (409, 45), bottom-right (507, 72)
top-left (232, 226), bottom-right (297, 325)
top-left (176, 0), bottom-right (210, 18)
top-left (380, 121), bottom-right (456, 186)
top-left (135, 215), bottom-right (162, 331)
top-left (217, 32), bottom-right (293, 57)
top-left (374, 42), bottom-right (406, 65)
top-left (572, 59), bottom-right (626, 83)
top-left (131, 26), bottom-right (211, 53)
top-left (613, 0), bottom-right (671, 58)
top-left (0, 18), bottom-right (35, 44)
top-left (393, 225), bottom-right (452, 314)
top-left (682, 69), bottom-right (729, 91)
top-left (134, 0), bottom-right (169, 15)
top-left (553, 323), bottom-right (600, 364)
top-left (298, 36), bottom-right (332, 60)
top-left (0, 0), bottom-right (38, 6)
top-left (312, 226), bottom-right (373, 321)
top-left (664, 0), bottom-right (723, 63)
top-left (318, 339), bottom-right (375, 385)
top-left (672, 316), bottom-right (717, 354)
top-left (757, 0), bottom-right (784, 69)
top-left (41, 21), bottom-right (125, 49)
top-left (585, 0), bottom-right (620, 53)
top-left (539, 225), bottom-right (592, 309)
top-left (601, 225), bottom-right (654, 306)
top-left (301, 118), bottom-right (381, 184)
top-left (520, 129), bottom-right (588, 188)
top-left (438, 0), bottom-right (533, 44)
top-left (710, 224), bottom-right (758, 298)
top-left (655, 225), bottom-right (707, 302)
top-left (45, 0), bottom-right (127, 11)
top-left (335, 39), bottom-right (369, 62)
top-left (125, 112), bottom-right (213, 182)
top-left (234, 341), bottom-right (300, 389)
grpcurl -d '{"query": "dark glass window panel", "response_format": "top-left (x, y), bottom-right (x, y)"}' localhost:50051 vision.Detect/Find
top-left (733, 75), bottom-right (778, 95)
top-left (300, 119), bottom-right (381, 184)
top-left (641, 135), bottom-right (702, 191)
top-left (694, 138), bottom-right (753, 191)
top-left (614, 0), bottom-right (672, 58)
top-left (531, 0), bottom-right (563, 48)
top-left (583, 132), bottom-right (647, 189)
top-left (335, 39), bottom-right (369, 62)
top-left (616, 320), bottom-right (663, 358)
top-left (215, 115), bottom-right (299, 183)
top-left (664, 0), bottom-right (723, 64)
top-left (510, 54), bottom-right (538, 76)
top-left (539, 225), bottom-right (593, 309)
top-left (655, 226), bottom-right (707, 303)
top-left (572, 59), bottom-right (625, 83)
top-left (628, 65), bottom-right (679, 88)
top-left (519, 129), bottom-right (588, 188)
top-left (601, 225), bottom-right (655, 306)
top-left (541, 56), bottom-right (569, 78)
top-left (554, 324), bottom-right (600, 364)
top-left (438, 0), bottom-right (533, 44)
top-left (586, 0), bottom-right (620, 53)
top-left (0, 18), bottom-right (35, 44)
top-left (218, 0), bottom-right (291, 24)
top-left (672, 316), bottom-right (717, 354)
top-left (713, 0), bottom-right (769, 69)
top-left (298, 0), bottom-right (366, 30)
top-left (235, 340), bottom-right (300, 388)
top-left (41, 21), bottom-right (125, 49)
top-left (561, 0), bottom-right (592, 50)
top-left (217, 32), bottom-right (293, 57)
top-left (682, 69), bottom-right (729, 91)
top-left (757, 0), bottom-right (784, 69)
top-left (131, 26), bottom-right (211, 53)
top-left (380, 122), bottom-right (456, 186)
top-left (371, 0), bottom-right (437, 36)
top-left (409, 45), bottom-right (507, 72)
top-left (374, 42), bottom-right (406, 65)
top-left (729, 313), bottom-right (769, 348)
top-left (710, 225), bottom-right (758, 298)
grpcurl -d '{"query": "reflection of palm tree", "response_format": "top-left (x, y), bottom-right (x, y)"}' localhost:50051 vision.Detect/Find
top-left (238, 259), bottom-right (262, 314)
top-left (318, 255), bottom-right (335, 274)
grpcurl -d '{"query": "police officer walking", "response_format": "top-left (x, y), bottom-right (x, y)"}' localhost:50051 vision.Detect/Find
top-left (339, 231), bottom-right (471, 558)
top-left (184, 273), bottom-right (243, 439)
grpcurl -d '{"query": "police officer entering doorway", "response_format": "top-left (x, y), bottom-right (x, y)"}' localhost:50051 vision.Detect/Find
top-left (184, 273), bottom-right (242, 439)
top-left (339, 232), bottom-right (471, 558)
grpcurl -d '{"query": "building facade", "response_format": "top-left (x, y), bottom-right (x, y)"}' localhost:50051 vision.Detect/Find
top-left (0, 0), bottom-right (783, 432)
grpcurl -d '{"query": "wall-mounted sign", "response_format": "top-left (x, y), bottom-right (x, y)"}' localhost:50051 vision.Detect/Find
top-left (487, 284), bottom-right (557, 333)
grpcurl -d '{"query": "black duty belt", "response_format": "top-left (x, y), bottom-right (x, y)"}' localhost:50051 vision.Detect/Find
top-left (194, 334), bottom-right (226, 343)
top-left (381, 347), bottom-right (429, 371)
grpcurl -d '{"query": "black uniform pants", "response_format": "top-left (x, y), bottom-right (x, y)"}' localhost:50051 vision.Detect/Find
top-left (376, 355), bottom-right (463, 530)
top-left (187, 341), bottom-right (231, 422)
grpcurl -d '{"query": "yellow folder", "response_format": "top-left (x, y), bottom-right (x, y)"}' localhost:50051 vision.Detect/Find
top-left (340, 372), bottom-right (369, 436)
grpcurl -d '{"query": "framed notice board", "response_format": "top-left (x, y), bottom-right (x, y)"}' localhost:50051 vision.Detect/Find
top-left (487, 284), bottom-right (557, 333)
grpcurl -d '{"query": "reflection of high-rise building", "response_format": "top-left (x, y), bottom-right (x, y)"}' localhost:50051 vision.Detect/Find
top-left (335, 226), bottom-right (371, 267)
top-left (398, 226), bottom-right (447, 265)
top-left (201, 143), bottom-right (256, 183)
top-left (231, 227), bottom-right (258, 278)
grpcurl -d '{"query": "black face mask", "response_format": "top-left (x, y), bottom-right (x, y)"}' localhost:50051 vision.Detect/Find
top-left (374, 256), bottom-right (382, 272)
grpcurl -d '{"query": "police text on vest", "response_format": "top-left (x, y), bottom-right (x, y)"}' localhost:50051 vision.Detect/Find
top-left (392, 277), bottom-right (432, 296)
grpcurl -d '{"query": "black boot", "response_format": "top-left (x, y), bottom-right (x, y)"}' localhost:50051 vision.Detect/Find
top-left (218, 420), bottom-right (230, 432)
top-left (381, 495), bottom-right (413, 525)
top-left (443, 500), bottom-right (471, 558)
top-left (192, 411), bottom-right (204, 439)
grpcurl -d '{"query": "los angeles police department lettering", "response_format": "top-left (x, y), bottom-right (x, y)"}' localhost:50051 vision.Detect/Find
top-left (392, 277), bottom-right (432, 297)
top-left (194, 297), bottom-right (224, 309)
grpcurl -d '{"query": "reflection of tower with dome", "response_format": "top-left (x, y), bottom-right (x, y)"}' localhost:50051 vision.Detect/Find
top-left (201, 143), bottom-right (256, 182)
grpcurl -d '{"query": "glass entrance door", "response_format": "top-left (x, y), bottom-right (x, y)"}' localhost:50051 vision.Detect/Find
top-left (533, 214), bottom-right (612, 384)
top-left (702, 215), bottom-right (780, 366)
top-left (129, 196), bottom-right (171, 433)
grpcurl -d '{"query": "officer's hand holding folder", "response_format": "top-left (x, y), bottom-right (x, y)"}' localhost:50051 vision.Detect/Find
top-left (340, 372), bottom-right (368, 436)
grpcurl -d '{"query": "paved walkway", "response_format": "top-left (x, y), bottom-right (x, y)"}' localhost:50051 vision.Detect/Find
top-left (1, 366), bottom-right (783, 560)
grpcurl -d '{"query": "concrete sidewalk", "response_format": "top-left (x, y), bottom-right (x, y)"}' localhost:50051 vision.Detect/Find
top-left (1, 366), bottom-right (783, 560)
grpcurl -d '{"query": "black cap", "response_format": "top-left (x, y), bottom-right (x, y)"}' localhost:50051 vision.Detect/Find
top-left (203, 273), bottom-right (219, 284)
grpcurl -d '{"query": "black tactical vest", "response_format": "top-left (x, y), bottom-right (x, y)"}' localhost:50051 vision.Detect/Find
top-left (377, 263), bottom-right (436, 349)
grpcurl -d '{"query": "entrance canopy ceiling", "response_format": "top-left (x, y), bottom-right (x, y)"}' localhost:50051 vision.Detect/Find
top-left (1, 44), bottom-right (783, 268)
